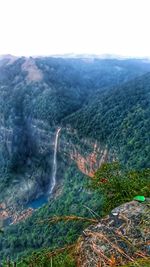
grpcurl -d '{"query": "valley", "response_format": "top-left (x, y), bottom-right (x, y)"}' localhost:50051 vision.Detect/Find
top-left (0, 55), bottom-right (150, 264)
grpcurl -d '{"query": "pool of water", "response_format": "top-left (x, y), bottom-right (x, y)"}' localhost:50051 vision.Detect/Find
top-left (27, 195), bottom-right (48, 209)
top-left (2, 217), bottom-right (13, 227)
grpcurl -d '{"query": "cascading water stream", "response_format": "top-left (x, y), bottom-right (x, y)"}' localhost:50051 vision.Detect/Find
top-left (49, 127), bottom-right (61, 194)
top-left (27, 128), bottom-right (61, 208)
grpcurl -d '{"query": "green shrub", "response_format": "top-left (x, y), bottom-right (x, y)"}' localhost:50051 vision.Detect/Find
top-left (92, 162), bottom-right (150, 214)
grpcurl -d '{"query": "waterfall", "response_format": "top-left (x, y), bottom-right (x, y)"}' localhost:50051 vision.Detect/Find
top-left (49, 127), bottom-right (61, 194)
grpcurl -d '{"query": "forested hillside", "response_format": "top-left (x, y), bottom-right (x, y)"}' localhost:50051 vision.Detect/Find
top-left (1, 56), bottom-right (150, 204)
top-left (64, 73), bottom-right (150, 169)
top-left (0, 56), bottom-right (150, 264)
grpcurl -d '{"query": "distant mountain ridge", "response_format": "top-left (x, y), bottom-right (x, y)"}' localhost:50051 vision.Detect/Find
top-left (1, 53), bottom-right (150, 60)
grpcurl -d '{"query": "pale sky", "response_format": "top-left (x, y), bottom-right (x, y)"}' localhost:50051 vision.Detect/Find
top-left (0, 0), bottom-right (150, 57)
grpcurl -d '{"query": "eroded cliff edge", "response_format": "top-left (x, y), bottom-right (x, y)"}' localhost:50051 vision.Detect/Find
top-left (77, 199), bottom-right (150, 267)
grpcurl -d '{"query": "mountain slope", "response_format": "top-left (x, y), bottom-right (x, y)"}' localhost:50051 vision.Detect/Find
top-left (1, 56), bottom-right (150, 205)
top-left (0, 56), bottom-right (150, 262)
top-left (64, 73), bottom-right (150, 169)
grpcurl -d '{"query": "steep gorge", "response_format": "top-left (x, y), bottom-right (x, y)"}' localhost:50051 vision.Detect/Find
top-left (0, 55), bottom-right (149, 218)
top-left (0, 123), bottom-right (109, 219)
top-left (0, 56), bottom-right (150, 261)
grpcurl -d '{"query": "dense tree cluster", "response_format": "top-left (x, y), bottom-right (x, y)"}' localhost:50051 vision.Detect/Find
top-left (64, 74), bottom-right (150, 169)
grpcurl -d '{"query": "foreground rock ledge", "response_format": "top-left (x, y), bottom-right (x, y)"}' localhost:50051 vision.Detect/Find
top-left (77, 199), bottom-right (150, 267)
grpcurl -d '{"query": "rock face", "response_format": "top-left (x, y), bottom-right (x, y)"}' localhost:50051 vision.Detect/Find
top-left (70, 145), bottom-right (108, 178)
top-left (21, 58), bottom-right (43, 83)
top-left (0, 117), bottom-right (56, 205)
top-left (60, 128), bottom-right (112, 178)
top-left (77, 199), bottom-right (150, 267)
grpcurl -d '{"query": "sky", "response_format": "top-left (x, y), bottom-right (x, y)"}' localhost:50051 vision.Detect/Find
top-left (0, 0), bottom-right (150, 57)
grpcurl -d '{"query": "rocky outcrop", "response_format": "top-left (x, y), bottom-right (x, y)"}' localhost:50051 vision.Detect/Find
top-left (71, 147), bottom-right (108, 177)
top-left (60, 128), bottom-right (111, 177)
top-left (0, 202), bottom-right (34, 227)
top-left (12, 208), bottom-right (33, 225)
top-left (0, 202), bottom-right (12, 227)
top-left (77, 199), bottom-right (150, 267)
top-left (22, 58), bottom-right (43, 83)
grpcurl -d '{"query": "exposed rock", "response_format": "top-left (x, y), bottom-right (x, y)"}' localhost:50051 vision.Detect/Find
top-left (0, 203), bottom-right (12, 227)
top-left (0, 201), bottom-right (34, 226)
top-left (12, 208), bottom-right (33, 224)
top-left (22, 58), bottom-right (43, 82)
top-left (77, 199), bottom-right (150, 266)
top-left (60, 128), bottom-right (112, 178)
top-left (71, 147), bottom-right (108, 177)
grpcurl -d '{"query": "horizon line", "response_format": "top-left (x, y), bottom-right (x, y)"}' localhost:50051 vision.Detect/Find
top-left (0, 53), bottom-right (150, 60)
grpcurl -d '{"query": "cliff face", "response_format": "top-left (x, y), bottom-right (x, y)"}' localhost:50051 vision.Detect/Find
top-left (0, 118), bottom-right (55, 205)
top-left (77, 199), bottom-right (150, 267)
top-left (70, 147), bottom-right (108, 177)
top-left (0, 121), bottom-right (110, 211)
top-left (59, 128), bottom-right (111, 177)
